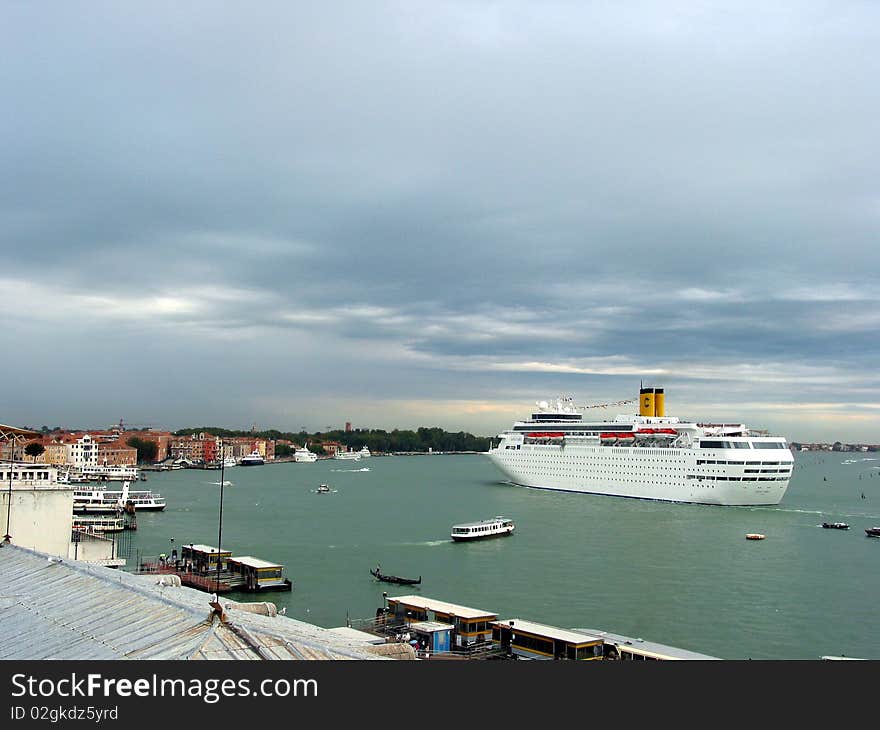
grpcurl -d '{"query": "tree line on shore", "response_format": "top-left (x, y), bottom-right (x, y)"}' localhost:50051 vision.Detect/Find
top-left (173, 426), bottom-right (491, 455)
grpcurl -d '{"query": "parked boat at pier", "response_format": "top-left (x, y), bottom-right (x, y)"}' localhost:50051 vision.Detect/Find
top-left (294, 445), bottom-right (318, 462)
top-left (73, 481), bottom-right (166, 513)
top-left (239, 450), bottom-right (265, 466)
top-left (72, 515), bottom-right (130, 533)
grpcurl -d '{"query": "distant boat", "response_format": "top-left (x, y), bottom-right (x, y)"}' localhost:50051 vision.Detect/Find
top-left (822, 522), bottom-right (849, 530)
top-left (334, 449), bottom-right (361, 461)
top-left (370, 567), bottom-right (421, 585)
top-left (239, 450), bottom-right (265, 466)
top-left (745, 533), bottom-right (766, 540)
top-left (316, 484), bottom-right (331, 494)
top-left (358, 446), bottom-right (372, 458)
top-left (865, 527), bottom-right (880, 538)
top-left (223, 456), bottom-right (237, 468)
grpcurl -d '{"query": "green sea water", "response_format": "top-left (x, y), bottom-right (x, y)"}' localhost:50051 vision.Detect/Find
top-left (123, 451), bottom-right (880, 659)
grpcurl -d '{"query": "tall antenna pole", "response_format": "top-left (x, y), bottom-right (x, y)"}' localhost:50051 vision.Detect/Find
top-left (215, 438), bottom-right (225, 597)
top-left (4, 437), bottom-right (14, 543)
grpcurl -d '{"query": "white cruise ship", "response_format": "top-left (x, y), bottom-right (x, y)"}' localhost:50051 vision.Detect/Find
top-left (294, 445), bottom-right (318, 463)
top-left (487, 387), bottom-right (793, 506)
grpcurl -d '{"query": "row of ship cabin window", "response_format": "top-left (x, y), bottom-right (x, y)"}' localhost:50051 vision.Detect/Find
top-left (699, 441), bottom-right (787, 449)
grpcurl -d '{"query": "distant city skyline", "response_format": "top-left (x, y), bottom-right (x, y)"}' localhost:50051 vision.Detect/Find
top-left (3, 3), bottom-right (878, 444)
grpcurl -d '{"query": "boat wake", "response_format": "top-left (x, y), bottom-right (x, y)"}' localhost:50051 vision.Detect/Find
top-left (742, 507), bottom-right (824, 515)
top-left (330, 467), bottom-right (371, 472)
top-left (394, 539), bottom-right (448, 547)
top-left (207, 481), bottom-right (233, 486)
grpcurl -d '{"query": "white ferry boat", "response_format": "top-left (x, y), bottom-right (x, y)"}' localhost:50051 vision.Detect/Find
top-left (79, 464), bottom-right (139, 482)
top-left (73, 481), bottom-right (166, 513)
top-left (451, 516), bottom-right (515, 542)
top-left (334, 448), bottom-right (361, 461)
top-left (72, 515), bottom-right (127, 533)
top-left (239, 450), bottom-right (265, 466)
top-left (358, 446), bottom-right (372, 458)
top-left (294, 445), bottom-right (318, 462)
top-left (487, 386), bottom-right (793, 506)
top-left (223, 456), bottom-right (237, 468)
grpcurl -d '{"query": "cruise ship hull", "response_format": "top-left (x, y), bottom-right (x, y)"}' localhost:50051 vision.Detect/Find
top-left (487, 444), bottom-right (791, 506)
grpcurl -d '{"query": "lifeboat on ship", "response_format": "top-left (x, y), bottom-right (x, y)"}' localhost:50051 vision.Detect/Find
top-left (635, 428), bottom-right (656, 439)
top-left (616, 433), bottom-right (635, 441)
top-left (526, 432), bottom-right (565, 439)
top-left (654, 428), bottom-right (679, 439)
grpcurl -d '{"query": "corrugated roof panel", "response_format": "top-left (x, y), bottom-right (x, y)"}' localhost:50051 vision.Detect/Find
top-left (0, 545), bottom-right (392, 660)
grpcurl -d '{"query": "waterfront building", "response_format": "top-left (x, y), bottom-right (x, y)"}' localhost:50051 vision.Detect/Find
top-left (65, 433), bottom-right (100, 471)
top-left (96, 442), bottom-right (138, 467)
top-left (1, 463), bottom-right (122, 566)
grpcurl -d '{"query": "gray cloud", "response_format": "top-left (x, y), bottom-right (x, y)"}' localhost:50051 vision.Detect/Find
top-left (2, 1), bottom-right (878, 441)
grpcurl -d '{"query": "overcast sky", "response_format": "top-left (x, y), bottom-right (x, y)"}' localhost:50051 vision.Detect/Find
top-left (2, 1), bottom-right (878, 442)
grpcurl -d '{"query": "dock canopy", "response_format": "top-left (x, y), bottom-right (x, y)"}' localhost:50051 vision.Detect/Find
top-left (573, 628), bottom-right (721, 660)
top-left (180, 544), bottom-right (232, 571)
top-left (227, 556), bottom-right (291, 591)
top-left (386, 596), bottom-right (497, 647)
top-left (491, 619), bottom-right (604, 660)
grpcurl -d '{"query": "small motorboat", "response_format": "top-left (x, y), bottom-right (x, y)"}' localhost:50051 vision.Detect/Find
top-left (315, 484), bottom-right (332, 494)
top-left (865, 527), bottom-right (880, 538)
top-left (745, 533), bottom-right (766, 540)
top-left (370, 567), bottom-right (421, 585)
top-left (822, 522), bottom-right (850, 530)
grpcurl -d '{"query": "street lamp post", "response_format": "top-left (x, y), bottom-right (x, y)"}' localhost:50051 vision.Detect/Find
top-left (214, 439), bottom-right (225, 598)
top-left (4, 437), bottom-right (16, 543)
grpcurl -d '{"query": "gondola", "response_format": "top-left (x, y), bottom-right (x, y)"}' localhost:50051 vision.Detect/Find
top-left (370, 568), bottom-right (421, 585)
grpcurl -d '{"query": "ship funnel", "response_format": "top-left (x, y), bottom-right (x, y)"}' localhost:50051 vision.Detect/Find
top-left (639, 387), bottom-right (655, 417)
top-left (654, 388), bottom-right (665, 417)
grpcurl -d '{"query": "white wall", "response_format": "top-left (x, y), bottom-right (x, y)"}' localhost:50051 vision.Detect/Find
top-left (0, 487), bottom-right (74, 557)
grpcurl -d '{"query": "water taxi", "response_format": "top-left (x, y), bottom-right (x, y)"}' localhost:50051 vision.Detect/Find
top-left (451, 516), bottom-right (515, 542)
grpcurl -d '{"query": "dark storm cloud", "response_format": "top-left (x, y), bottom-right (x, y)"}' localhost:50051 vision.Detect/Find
top-left (2, 1), bottom-right (878, 440)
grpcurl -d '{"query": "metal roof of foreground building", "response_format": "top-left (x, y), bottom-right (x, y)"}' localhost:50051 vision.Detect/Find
top-left (0, 544), bottom-right (401, 660)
